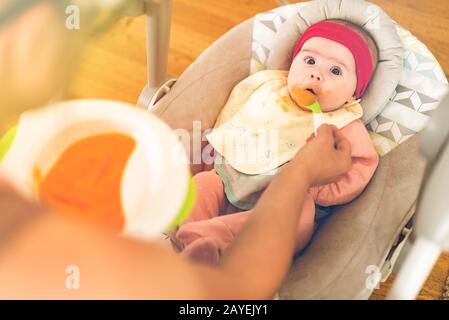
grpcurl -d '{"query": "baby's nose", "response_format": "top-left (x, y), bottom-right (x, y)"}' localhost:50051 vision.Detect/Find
top-left (309, 71), bottom-right (322, 82)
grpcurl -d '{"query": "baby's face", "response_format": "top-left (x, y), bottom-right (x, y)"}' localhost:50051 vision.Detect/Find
top-left (288, 37), bottom-right (358, 112)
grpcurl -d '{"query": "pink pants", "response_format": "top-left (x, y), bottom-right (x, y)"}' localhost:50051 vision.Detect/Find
top-left (174, 170), bottom-right (316, 265)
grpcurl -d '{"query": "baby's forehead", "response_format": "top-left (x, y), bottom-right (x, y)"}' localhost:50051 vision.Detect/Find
top-left (301, 37), bottom-right (349, 53)
top-left (299, 37), bottom-right (356, 67)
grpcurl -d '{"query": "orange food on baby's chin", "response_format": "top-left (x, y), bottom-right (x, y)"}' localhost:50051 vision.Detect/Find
top-left (291, 86), bottom-right (316, 107)
top-left (39, 133), bottom-right (136, 232)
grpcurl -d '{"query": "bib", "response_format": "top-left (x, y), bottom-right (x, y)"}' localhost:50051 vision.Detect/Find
top-left (207, 70), bottom-right (363, 175)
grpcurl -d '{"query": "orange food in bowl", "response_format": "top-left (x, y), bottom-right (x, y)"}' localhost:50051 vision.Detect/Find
top-left (38, 133), bottom-right (136, 232)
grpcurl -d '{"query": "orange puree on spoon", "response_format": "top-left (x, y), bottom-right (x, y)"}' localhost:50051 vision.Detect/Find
top-left (38, 133), bottom-right (136, 232)
top-left (290, 86), bottom-right (317, 108)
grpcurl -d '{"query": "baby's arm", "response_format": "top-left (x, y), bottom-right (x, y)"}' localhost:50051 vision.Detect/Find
top-left (309, 120), bottom-right (379, 206)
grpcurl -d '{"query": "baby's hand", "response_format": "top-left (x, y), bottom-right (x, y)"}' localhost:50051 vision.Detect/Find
top-left (290, 124), bottom-right (352, 187)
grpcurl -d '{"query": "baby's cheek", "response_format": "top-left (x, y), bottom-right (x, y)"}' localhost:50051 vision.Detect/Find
top-left (287, 71), bottom-right (301, 92)
top-left (319, 82), bottom-right (354, 111)
top-left (344, 74), bottom-right (357, 95)
top-left (332, 77), bottom-right (357, 99)
top-left (287, 59), bottom-right (304, 88)
top-left (337, 82), bottom-right (354, 99)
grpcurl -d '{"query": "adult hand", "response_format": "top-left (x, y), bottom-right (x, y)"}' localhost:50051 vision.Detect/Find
top-left (0, 176), bottom-right (46, 248)
top-left (289, 124), bottom-right (352, 187)
top-left (0, 1), bottom-right (76, 120)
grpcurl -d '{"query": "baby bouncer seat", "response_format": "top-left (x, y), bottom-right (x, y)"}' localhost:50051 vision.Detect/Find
top-left (146, 0), bottom-right (449, 299)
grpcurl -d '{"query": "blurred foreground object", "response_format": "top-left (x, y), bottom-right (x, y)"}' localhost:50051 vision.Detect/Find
top-left (0, 0), bottom-right (149, 122)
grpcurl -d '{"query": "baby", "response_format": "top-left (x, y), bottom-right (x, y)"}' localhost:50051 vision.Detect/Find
top-left (171, 20), bottom-right (380, 264)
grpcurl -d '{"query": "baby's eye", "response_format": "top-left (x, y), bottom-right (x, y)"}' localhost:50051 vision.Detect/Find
top-left (330, 66), bottom-right (342, 76)
top-left (304, 56), bottom-right (315, 65)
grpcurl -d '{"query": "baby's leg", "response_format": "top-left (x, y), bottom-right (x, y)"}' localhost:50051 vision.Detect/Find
top-left (168, 170), bottom-right (225, 252)
top-left (176, 192), bottom-right (316, 265)
top-left (176, 211), bottom-right (251, 265)
top-left (196, 192), bottom-right (317, 253)
top-left (183, 170), bottom-right (227, 224)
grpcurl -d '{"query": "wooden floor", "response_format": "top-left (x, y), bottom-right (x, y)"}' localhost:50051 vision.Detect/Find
top-left (67, 0), bottom-right (449, 300)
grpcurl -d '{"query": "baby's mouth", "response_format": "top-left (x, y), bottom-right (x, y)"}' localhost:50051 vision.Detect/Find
top-left (305, 87), bottom-right (320, 95)
top-left (305, 88), bottom-right (315, 94)
top-left (288, 86), bottom-right (319, 110)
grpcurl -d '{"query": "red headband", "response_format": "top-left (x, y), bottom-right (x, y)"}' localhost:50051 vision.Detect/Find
top-left (292, 21), bottom-right (374, 99)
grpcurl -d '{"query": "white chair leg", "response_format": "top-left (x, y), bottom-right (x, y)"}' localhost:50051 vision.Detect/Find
top-left (138, 0), bottom-right (173, 109)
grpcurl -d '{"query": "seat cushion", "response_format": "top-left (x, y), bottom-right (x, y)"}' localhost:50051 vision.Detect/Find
top-left (152, 0), bottom-right (447, 299)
